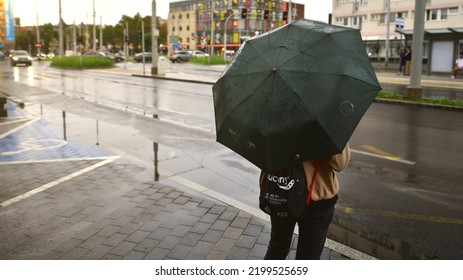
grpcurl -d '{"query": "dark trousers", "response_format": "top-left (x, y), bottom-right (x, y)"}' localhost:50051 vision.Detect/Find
top-left (264, 196), bottom-right (337, 260)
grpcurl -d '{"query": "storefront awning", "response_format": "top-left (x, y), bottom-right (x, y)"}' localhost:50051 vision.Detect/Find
top-left (395, 29), bottom-right (413, 35)
top-left (448, 28), bottom-right (463, 33)
top-left (362, 35), bottom-right (399, 41)
top-left (425, 28), bottom-right (453, 34)
top-left (396, 28), bottom-right (463, 35)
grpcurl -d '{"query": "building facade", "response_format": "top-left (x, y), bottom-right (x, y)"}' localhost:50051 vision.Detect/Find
top-left (0, 0), bottom-right (15, 51)
top-left (167, 0), bottom-right (304, 54)
top-left (332, 0), bottom-right (463, 73)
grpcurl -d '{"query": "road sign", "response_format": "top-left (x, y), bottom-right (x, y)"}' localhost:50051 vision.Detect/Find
top-left (395, 17), bottom-right (404, 29)
top-left (35, 43), bottom-right (42, 48)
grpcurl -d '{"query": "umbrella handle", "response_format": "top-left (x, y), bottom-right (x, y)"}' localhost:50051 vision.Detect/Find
top-left (305, 159), bottom-right (320, 206)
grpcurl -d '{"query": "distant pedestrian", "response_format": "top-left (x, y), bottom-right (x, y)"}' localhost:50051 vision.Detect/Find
top-left (397, 47), bottom-right (406, 76)
top-left (404, 46), bottom-right (412, 76)
top-left (451, 51), bottom-right (463, 79)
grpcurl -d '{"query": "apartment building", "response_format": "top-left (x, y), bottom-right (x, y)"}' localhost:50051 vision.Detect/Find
top-left (332, 0), bottom-right (463, 73)
top-left (167, 0), bottom-right (304, 54)
top-left (0, 0), bottom-right (15, 51)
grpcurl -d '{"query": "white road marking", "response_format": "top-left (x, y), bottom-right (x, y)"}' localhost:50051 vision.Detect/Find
top-left (0, 156), bottom-right (120, 208)
top-left (0, 117), bottom-right (39, 140)
top-left (1, 138), bottom-right (67, 156)
top-left (351, 148), bottom-right (416, 165)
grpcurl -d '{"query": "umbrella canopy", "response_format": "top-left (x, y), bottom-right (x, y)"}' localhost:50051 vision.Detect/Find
top-left (213, 19), bottom-right (381, 172)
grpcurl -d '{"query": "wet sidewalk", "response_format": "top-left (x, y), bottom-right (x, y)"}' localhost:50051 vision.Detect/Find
top-left (0, 103), bottom-right (368, 260)
top-left (129, 60), bottom-right (463, 92)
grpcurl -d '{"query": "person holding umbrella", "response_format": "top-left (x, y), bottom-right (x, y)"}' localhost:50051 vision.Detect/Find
top-left (213, 20), bottom-right (381, 260)
top-left (264, 145), bottom-right (350, 260)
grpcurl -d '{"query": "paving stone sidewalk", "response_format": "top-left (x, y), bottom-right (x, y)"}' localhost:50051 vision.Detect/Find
top-left (0, 158), bottom-right (349, 260)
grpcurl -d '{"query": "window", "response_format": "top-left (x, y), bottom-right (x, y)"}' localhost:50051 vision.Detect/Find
top-left (441, 9), bottom-right (448, 20)
top-left (426, 9), bottom-right (438, 21)
top-left (425, 8), bottom-right (455, 21)
top-left (448, 7), bottom-right (458, 15)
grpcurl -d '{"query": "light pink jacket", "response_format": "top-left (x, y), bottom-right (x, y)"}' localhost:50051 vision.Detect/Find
top-left (302, 144), bottom-right (351, 201)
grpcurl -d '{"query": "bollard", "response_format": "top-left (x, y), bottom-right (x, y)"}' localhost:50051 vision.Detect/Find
top-left (0, 95), bottom-right (7, 117)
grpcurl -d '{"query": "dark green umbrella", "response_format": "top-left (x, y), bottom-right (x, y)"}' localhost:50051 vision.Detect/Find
top-left (213, 19), bottom-right (381, 172)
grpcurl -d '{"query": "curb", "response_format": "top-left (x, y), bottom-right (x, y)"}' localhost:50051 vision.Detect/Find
top-left (131, 74), bottom-right (462, 111)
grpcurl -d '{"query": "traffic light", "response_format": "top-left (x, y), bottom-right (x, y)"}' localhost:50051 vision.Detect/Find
top-left (263, 10), bottom-right (269, 20)
top-left (125, 35), bottom-right (129, 43)
top-left (283, 11), bottom-right (288, 21)
top-left (137, 31), bottom-right (142, 39)
top-left (241, 8), bottom-right (247, 19)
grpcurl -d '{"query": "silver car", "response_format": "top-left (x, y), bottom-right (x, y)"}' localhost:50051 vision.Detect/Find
top-left (11, 50), bottom-right (32, 66)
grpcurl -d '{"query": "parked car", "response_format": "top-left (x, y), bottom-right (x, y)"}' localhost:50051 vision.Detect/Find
top-left (0, 51), bottom-right (5, 60)
top-left (187, 50), bottom-right (209, 58)
top-left (169, 50), bottom-right (192, 63)
top-left (133, 52), bottom-right (152, 63)
top-left (85, 51), bottom-right (114, 62)
top-left (10, 50), bottom-right (32, 66)
top-left (101, 51), bottom-right (124, 63)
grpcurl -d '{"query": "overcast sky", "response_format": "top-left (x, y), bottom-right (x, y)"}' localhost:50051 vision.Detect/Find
top-left (12, 0), bottom-right (332, 26)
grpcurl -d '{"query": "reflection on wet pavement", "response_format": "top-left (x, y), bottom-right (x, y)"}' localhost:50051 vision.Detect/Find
top-left (330, 210), bottom-right (437, 259)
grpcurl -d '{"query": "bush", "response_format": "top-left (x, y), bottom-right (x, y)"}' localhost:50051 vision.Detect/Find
top-left (50, 56), bottom-right (114, 68)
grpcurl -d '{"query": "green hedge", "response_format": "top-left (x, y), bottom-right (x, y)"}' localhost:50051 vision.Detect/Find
top-left (189, 56), bottom-right (229, 65)
top-left (378, 91), bottom-right (462, 107)
top-left (50, 56), bottom-right (114, 68)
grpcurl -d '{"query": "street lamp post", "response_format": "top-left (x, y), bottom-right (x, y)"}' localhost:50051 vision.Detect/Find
top-left (407, 0), bottom-right (426, 100)
top-left (288, 0), bottom-right (292, 24)
top-left (59, 0), bottom-right (64, 56)
top-left (151, 0), bottom-right (159, 75)
top-left (210, 0), bottom-right (214, 60)
top-left (385, 0), bottom-right (390, 67)
top-left (36, 0), bottom-right (41, 57)
top-left (223, 12), bottom-right (234, 62)
top-left (93, 0), bottom-right (96, 51)
top-left (99, 16), bottom-right (103, 51)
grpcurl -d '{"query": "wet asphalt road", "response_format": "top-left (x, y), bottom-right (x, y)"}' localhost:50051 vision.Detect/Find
top-left (0, 60), bottom-right (462, 259)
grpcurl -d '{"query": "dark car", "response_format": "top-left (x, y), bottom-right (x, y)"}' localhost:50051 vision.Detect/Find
top-left (169, 50), bottom-right (192, 63)
top-left (133, 52), bottom-right (152, 63)
top-left (10, 50), bottom-right (32, 66)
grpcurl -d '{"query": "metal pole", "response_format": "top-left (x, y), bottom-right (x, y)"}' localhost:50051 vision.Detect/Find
top-left (99, 16), bottom-right (103, 51)
top-left (80, 23), bottom-right (83, 66)
top-left (59, 0), bottom-right (64, 56)
top-left (96, 120), bottom-right (99, 145)
top-left (223, 13), bottom-right (234, 62)
top-left (210, 0), bottom-right (214, 60)
top-left (62, 111), bottom-right (67, 141)
top-left (407, 0), bottom-right (425, 100)
top-left (73, 21), bottom-right (76, 55)
top-left (385, 0), bottom-right (390, 67)
top-left (93, 0), bottom-right (96, 51)
top-left (151, 0), bottom-right (159, 75)
top-left (142, 21), bottom-right (145, 75)
top-left (288, 0), bottom-right (292, 24)
top-left (124, 23), bottom-right (127, 70)
top-left (36, 0), bottom-right (41, 57)
top-left (86, 18), bottom-right (89, 50)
